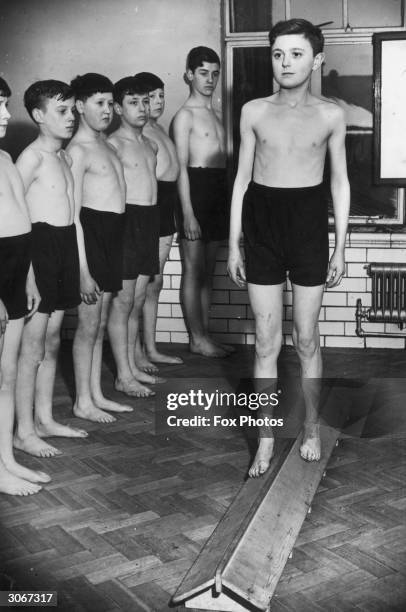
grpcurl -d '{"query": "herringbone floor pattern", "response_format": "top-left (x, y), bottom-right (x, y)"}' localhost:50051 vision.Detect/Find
top-left (0, 344), bottom-right (405, 611)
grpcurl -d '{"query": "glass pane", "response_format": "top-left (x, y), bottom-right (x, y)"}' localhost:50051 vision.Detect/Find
top-left (321, 43), bottom-right (398, 220)
top-left (232, 46), bottom-right (273, 169)
top-left (348, 0), bottom-right (403, 28)
top-left (290, 0), bottom-right (343, 29)
top-left (230, 0), bottom-right (285, 33)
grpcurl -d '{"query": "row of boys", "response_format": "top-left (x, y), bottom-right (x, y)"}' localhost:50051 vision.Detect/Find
top-left (0, 46), bottom-right (228, 496)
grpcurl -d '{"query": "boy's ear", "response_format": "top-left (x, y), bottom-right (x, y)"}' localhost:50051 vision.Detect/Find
top-left (186, 69), bottom-right (194, 82)
top-left (312, 52), bottom-right (325, 72)
top-left (113, 102), bottom-right (122, 115)
top-left (32, 107), bottom-right (43, 124)
top-left (75, 99), bottom-right (85, 114)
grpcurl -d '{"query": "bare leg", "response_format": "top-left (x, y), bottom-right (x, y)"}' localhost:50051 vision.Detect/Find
top-left (90, 292), bottom-right (132, 413)
top-left (73, 295), bottom-right (116, 423)
top-left (35, 310), bottom-right (88, 439)
top-left (0, 318), bottom-right (47, 491)
top-left (108, 280), bottom-right (154, 397)
top-left (14, 312), bottom-right (62, 458)
top-left (143, 234), bottom-right (183, 365)
top-left (130, 275), bottom-right (165, 382)
top-left (292, 283), bottom-right (325, 462)
top-left (181, 239), bottom-right (227, 358)
top-left (247, 282), bottom-right (284, 477)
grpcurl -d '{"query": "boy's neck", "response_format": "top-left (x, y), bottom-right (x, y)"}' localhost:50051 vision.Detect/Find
top-left (37, 132), bottom-right (64, 152)
top-left (120, 122), bottom-right (144, 139)
top-left (189, 89), bottom-right (213, 109)
top-left (276, 81), bottom-right (312, 108)
top-left (78, 120), bottom-right (104, 141)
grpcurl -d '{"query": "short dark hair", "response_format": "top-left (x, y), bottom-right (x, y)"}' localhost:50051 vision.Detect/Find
top-left (134, 72), bottom-right (165, 92)
top-left (24, 80), bottom-right (74, 121)
top-left (0, 77), bottom-right (11, 97)
top-left (70, 73), bottom-right (113, 101)
top-left (113, 75), bottom-right (150, 105)
top-left (269, 19), bottom-right (324, 55)
top-left (186, 46), bottom-right (220, 72)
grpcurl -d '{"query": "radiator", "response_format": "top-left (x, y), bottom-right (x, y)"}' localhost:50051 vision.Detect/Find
top-left (356, 263), bottom-right (406, 337)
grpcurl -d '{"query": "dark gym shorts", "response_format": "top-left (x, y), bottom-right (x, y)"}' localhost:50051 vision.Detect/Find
top-left (31, 222), bottom-right (81, 314)
top-left (176, 167), bottom-right (229, 242)
top-left (0, 232), bottom-right (31, 319)
top-left (122, 204), bottom-right (160, 280)
top-left (80, 207), bottom-right (125, 293)
top-left (242, 181), bottom-right (329, 286)
top-left (157, 180), bottom-right (177, 237)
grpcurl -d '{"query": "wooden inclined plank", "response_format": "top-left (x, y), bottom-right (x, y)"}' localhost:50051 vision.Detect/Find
top-left (172, 439), bottom-right (292, 604)
top-left (221, 424), bottom-right (340, 611)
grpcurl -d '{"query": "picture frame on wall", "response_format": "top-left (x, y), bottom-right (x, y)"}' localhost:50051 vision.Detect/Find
top-left (373, 31), bottom-right (406, 185)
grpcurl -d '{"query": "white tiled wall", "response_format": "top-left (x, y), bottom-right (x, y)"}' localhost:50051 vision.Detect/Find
top-left (62, 232), bottom-right (406, 349)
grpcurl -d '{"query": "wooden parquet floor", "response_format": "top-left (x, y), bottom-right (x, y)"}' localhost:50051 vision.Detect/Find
top-left (1, 343), bottom-right (405, 612)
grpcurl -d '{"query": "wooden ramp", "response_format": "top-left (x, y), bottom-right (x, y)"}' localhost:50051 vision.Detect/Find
top-left (172, 425), bottom-right (341, 611)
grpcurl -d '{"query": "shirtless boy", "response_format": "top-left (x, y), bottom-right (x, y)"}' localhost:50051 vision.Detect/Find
top-left (108, 75), bottom-right (162, 397)
top-left (14, 80), bottom-right (88, 458)
top-left (173, 47), bottom-right (232, 358)
top-left (228, 20), bottom-right (350, 477)
top-left (68, 73), bottom-right (132, 423)
top-left (0, 77), bottom-right (49, 494)
top-left (137, 72), bottom-right (182, 366)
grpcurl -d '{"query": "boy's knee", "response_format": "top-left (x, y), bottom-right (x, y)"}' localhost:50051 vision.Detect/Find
top-left (255, 330), bottom-right (282, 360)
top-left (20, 340), bottom-right (45, 366)
top-left (293, 329), bottom-right (319, 357)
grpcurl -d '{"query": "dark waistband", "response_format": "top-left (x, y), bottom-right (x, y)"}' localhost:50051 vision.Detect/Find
top-left (188, 167), bottom-right (226, 175)
top-left (81, 207), bottom-right (124, 218)
top-left (125, 204), bottom-right (158, 214)
top-left (0, 231), bottom-right (31, 245)
top-left (249, 181), bottom-right (324, 196)
top-left (32, 222), bottom-right (75, 232)
top-left (157, 180), bottom-right (177, 193)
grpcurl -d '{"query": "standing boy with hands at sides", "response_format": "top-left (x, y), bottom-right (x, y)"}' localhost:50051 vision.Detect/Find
top-left (173, 47), bottom-right (233, 358)
top-left (14, 80), bottom-right (88, 459)
top-left (228, 20), bottom-right (350, 477)
top-left (0, 77), bottom-right (48, 495)
top-left (107, 75), bottom-right (163, 397)
top-left (68, 73), bottom-right (132, 423)
top-left (138, 72), bottom-right (183, 366)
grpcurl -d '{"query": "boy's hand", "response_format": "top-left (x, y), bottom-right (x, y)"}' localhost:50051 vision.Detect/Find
top-left (80, 273), bottom-right (100, 305)
top-left (0, 299), bottom-right (9, 336)
top-left (227, 248), bottom-right (246, 287)
top-left (183, 214), bottom-right (201, 241)
top-left (25, 275), bottom-right (41, 318)
top-left (326, 249), bottom-right (345, 288)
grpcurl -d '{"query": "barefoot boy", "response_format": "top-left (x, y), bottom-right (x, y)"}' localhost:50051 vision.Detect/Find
top-left (68, 73), bottom-right (133, 423)
top-left (0, 77), bottom-right (49, 494)
top-left (107, 75), bottom-right (162, 397)
top-left (14, 80), bottom-right (88, 458)
top-left (138, 72), bottom-right (182, 366)
top-left (228, 20), bottom-right (350, 477)
top-left (173, 46), bottom-right (231, 358)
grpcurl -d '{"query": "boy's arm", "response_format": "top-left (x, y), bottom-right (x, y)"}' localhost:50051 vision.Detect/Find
top-left (25, 263), bottom-right (41, 318)
top-left (173, 109), bottom-right (201, 240)
top-left (0, 299), bottom-right (8, 336)
top-left (15, 149), bottom-right (42, 193)
top-left (67, 145), bottom-right (100, 304)
top-left (326, 106), bottom-right (350, 288)
top-left (227, 103), bottom-right (256, 287)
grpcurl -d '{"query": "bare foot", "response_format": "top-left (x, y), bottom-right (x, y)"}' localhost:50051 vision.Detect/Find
top-left (300, 423), bottom-right (321, 462)
top-left (92, 395), bottom-right (133, 413)
top-left (146, 350), bottom-right (183, 365)
top-left (190, 338), bottom-right (228, 358)
top-left (134, 353), bottom-right (160, 374)
top-left (14, 432), bottom-right (62, 458)
top-left (2, 458), bottom-right (51, 484)
top-left (0, 465), bottom-right (42, 496)
top-left (248, 437), bottom-right (275, 478)
top-left (210, 338), bottom-right (236, 354)
top-left (36, 420), bottom-right (88, 439)
top-left (129, 365), bottom-right (166, 384)
top-left (115, 378), bottom-right (155, 398)
top-left (73, 399), bottom-right (116, 424)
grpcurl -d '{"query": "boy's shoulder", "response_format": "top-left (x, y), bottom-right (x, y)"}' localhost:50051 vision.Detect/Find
top-left (17, 144), bottom-right (43, 168)
top-left (315, 96), bottom-right (346, 126)
top-left (173, 104), bottom-right (194, 125)
top-left (0, 149), bottom-right (12, 163)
